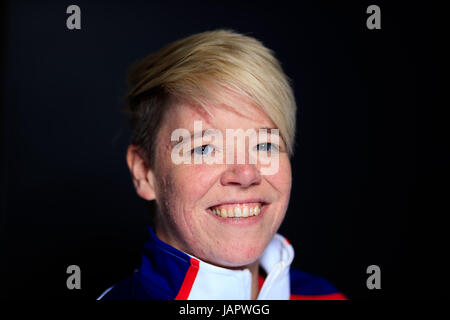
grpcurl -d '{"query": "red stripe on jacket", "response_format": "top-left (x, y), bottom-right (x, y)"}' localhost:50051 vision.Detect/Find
top-left (174, 258), bottom-right (200, 300)
top-left (290, 293), bottom-right (347, 300)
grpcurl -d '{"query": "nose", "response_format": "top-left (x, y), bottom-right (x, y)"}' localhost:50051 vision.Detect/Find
top-left (220, 164), bottom-right (262, 188)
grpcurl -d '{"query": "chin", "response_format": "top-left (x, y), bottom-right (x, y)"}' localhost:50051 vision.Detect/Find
top-left (208, 241), bottom-right (268, 268)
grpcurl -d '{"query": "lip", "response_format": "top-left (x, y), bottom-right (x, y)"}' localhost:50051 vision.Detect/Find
top-left (207, 202), bottom-right (269, 226)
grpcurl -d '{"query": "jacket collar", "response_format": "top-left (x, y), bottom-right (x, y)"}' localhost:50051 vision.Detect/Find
top-left (137, 227), bottom-right (295, 300)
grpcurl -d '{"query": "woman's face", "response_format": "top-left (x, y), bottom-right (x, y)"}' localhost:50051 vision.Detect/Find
top-left (150, 94), bottom-right (292, 268)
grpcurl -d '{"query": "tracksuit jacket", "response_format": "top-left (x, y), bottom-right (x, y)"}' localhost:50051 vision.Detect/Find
top-left (97, 227), bottom-right (346, 300)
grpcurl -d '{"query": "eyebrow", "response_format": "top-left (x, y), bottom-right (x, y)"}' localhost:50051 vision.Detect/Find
top-left (169, 127), bottom-right (281, 147)
top-left (170, 129), bottom-right (221, 147)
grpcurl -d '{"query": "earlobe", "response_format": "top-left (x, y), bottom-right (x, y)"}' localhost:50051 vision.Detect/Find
top-left (126, 145), bottom-right (156, 201)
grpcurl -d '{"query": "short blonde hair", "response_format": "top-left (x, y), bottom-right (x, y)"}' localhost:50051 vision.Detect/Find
top-left (125, 29), bottom-right (297, 166)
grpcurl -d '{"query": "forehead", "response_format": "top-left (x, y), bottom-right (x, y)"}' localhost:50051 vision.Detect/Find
top-left (163, 93), bottom-right (275, 133)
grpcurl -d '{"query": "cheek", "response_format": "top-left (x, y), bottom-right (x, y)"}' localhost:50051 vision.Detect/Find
top-left (269, 157), bottom-right (292, 195)
top-left (266, 157), bottom-right (291, 216)
top-left (166, 164), bottom-right (220, 207)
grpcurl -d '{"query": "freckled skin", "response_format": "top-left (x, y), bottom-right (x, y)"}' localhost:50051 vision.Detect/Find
top-left (151, 97), bottom-right (292, 270)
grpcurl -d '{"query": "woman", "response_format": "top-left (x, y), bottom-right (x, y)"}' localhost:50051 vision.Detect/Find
top-left (98, 29), bottom-right (346, 300)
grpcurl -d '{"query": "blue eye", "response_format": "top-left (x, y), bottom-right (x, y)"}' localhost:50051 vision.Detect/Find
top-left (256, 143), bottom-right (278, 152)
top-left (192, 145), bottom-right (215, 156)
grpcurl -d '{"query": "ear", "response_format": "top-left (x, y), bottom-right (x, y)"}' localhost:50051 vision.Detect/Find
top-left (126, 145), bottom-right (156, 201)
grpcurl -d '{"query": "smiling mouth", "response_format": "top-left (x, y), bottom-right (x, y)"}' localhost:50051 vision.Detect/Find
top-left (208, 202), bottom-right (266, 218)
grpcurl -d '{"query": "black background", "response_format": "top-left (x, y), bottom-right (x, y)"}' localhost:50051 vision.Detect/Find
top-left (1, 0), bottom-right (446, 300)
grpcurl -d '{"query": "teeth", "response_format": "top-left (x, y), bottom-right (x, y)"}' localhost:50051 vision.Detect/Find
top-left (210, 204), bottom-right (263, 218)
